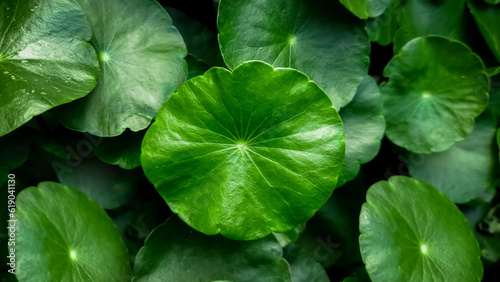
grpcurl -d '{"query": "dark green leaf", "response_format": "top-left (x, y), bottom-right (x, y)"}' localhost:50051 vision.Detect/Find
top-left (468, 0), bottom-right (500, 63)
top-left (0, 0), bottom-right (99, 137)
top-left (407, 111), bottom-right (498, 203)
top-left (283, 244), bottom-right (329, 282)
top-left (57, 0), bottom-right (188, 137)
top-left (366, 0), bottom-right (408, 46)
top-left (16, 182), bottom-right (132, 281)
top-left (133, 216), bottom-right (292, 281)
top-left (141, 61), bottom-right (345, 240)
top-left (93, 129), bottom-right (145, 170)
top-left (359, 176), bottom-right (483, 281)
top-left (338, 77), bottom-right (385, 187)
top-left (186, 54), bottom-right (210, 79)
top-left (217, 0), bottom-right (370, 109)
top-left (381, 36), bottom-right (489, 153)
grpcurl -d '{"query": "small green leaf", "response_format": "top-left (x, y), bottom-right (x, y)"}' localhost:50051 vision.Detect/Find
top-left (283, 244), bottom-right (329, 282)
top-left (381, 36), bottom-right (489, 153)
top-left (366, 0), bottom-right (408, 46)
top-left (133, 216), bottom-right (292, 281)
top-left (141, 61), bottom-right (345, 240)
top-left (359, 176), bottom-right (483, 281)
top-left (468, 0), bottom-right (500, 63)
top-left (16, 182), bottom-right (132, 281)
top-left (186, 54), bottom-right (210, 79)
top-left (339, 0), bottom-right (391, 19)
top-left (217, 0), bottom-right (370, 109)
top-left (484, 0), bottom-right (500, 5)
top-left (57, 0), bottom-right (188, 137)
top-left (0, 0), bottom-right (99, 137)
top-left (338, 77), bottom-right (385, 187)
top-left (407, 111), bottom-right (498, 203)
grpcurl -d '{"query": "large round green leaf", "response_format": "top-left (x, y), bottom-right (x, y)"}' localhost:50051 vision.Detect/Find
top-left (141, 61), bottom-right (345, 240)
top-left (133, 216), bottom-right (292, 281)
top-left (407, 111), bottom-right (498, 204)
top-left (468, 0), bottom-right (500, 63)
top-left (338, 77), bottom-right (385, 187)
top-left (381, 36), bottom-right (489, 153)
top-left (359, 176), bottom-right (483, 281)
top-left (16, 182), bottom-right (132, 281)
top-left (217, 0), bottom-right (370, 109)
top-left (392, 0), bottom-right (470, 53)
top-left (0, 0), bottom-right (99, 137)
top-left (57, 0), bottom-right (187, 137)
top-left (339, 0), bottom-right (391, 19)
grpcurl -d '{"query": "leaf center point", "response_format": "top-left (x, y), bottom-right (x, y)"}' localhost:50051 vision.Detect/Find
top-left (235, 140), bottom-right (249, 151)
top-left (99, 52), bottom-right (111, 62)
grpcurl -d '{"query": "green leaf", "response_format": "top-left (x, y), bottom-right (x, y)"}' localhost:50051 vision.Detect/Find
top-left (283, 244), bottom-right (329, 282)
top-left (0, 126), bottom-right (34, 170)
top-left (0, 0), bottom-right (99, 137)
top-left (56, 0), bottom-right (188, 137)
top-left (381, 36), bottom-right (489, 153)
top-left (359, 176), bottom-right (483, 281)
top-left (366, 0), bottom-right (408, 46)
top-left (141, 61), bottom-right (345, 240)
top-left (93, 129), bottom-right (145, 170)
top-left (392, 0), bottom-right (470, 53)
top-left (339, 0), bottom-right (391, 19)
top-left (338, 77), bottom-right (385, 187)
top-left (217, 0), bottom-right (370, 109)
top-left (133, 216), bottom-right (292, 281)
top-left (296, 177), bottom-right (367, 268)
top-left (186, 54), bottom-right (210, 79)
top-left (16, 182), bottom-right (132, 281)
top-left (57, 157), bottom-right (141, 209)
top-left (484, 0), bottom-right (500, 5)
top-left (166, 7), bottom-right (224, 66)
top-left (407, 111), bottom-right (498, 203)
top-left (468, 0), bottom-right (500, 63)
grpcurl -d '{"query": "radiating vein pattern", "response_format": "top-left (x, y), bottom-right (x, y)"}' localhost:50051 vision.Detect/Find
top-left (141, 61), bottom-right (345, 240)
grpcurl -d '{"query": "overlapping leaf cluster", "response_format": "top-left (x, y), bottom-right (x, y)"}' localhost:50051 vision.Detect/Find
top-left (1, 0), bottom-right (500, 281)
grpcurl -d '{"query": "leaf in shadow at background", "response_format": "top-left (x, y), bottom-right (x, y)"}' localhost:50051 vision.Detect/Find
top-left (93, 129), bottom-right (146, 170)
top-left (133, 216), bottom-right (292, 281)
top-left (339, 0), bottom-right (391, 19)
top-left (283, 244), bottom-right (329, 282)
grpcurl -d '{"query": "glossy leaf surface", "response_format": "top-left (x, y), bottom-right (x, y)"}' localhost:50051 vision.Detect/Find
top-left (16, 182), bottom-right (132, 281)
top-left (0, 0), bottom-right (99, 137)
top-left (381, 36), bottom-right (489, 153)
top-left (218, 0), bottom-right (370, 109)
top-left (141, 61), bottom-right (345, 240)
top-left (359, 176), bottom-right (483, 281)
top-left (57, 0), bottom-right (187, 137)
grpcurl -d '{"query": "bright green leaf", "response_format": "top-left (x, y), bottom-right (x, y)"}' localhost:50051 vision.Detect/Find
top-left (0, 0), bottom-right (99, 137)
top-left (468, 0), bottom-right (500, 63)
top-left (57, 0), bottom-right (188, 137)
top-left (407, 111), bottom-right (498, 203)
top-left (381, 36), bottom-right (489, 153)
top-left (141, 61), bottom-right (345, 240)
top-left (16, 182), bottom-right (132, 281)
top-left (133, 216), bottom-right (292, 281)
top-left (217, 0), bottom-right (370, 109)
top-left (338, 77), bottom-right (385, 187)
top-left (359, 176), bottom-right (483, 281)
top-left (93, 129), bottom-right (145, 170)
top-left (283, 244), bottom-right (329, 282)
top-left (339, 0), bottom-right (391, 19)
